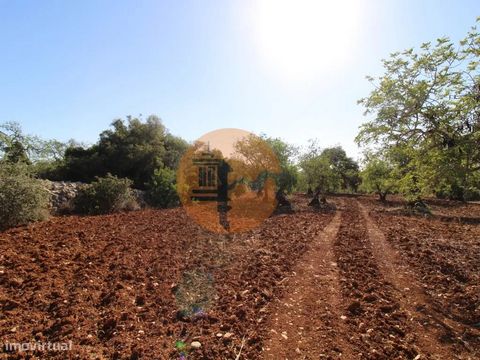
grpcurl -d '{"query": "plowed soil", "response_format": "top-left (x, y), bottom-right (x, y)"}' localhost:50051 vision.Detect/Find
top-left (1, 195), bottom-right (479, 359)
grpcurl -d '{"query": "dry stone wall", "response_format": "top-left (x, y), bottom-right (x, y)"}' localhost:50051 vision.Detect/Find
top-left (41, 180), bottom-right (147, 214)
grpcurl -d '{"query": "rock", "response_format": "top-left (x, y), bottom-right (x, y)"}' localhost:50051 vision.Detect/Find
top-left (1, 299), bottom-right (20, 311)
top-left (135, 295), bottom-right (145, 306)
top-left (41, 180), bottom-right (84, 214)
top-left (190, 341), bottom-right (201, 349)
top-left (363, 294), bottom-right (377, 303)
top-left (223, 332), bottom-right (233, 339)
top-left (380, 304), bottom-right (395, 313)
top-left (347, 301), bottom-right (363, 315)
top-left (41, 180), bottom-right (147, 214)
top-left (261, 289), bottom-right (272, 300)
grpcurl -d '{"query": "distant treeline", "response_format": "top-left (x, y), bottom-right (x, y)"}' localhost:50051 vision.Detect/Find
top-left (0, 115), bottom-right (363, 197)
top-left (2, 21), bottom-right (479, 210)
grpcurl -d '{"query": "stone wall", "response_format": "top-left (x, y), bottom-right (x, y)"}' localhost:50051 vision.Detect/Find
top-left (41, 180), bottom-right (85, 214)
top-left (41, 180), bottom-right (147, 214)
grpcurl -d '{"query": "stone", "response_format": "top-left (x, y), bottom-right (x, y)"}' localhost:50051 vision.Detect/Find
top-left (41, 180), bottom-right (147, 214)
top-left (347, 301), bottom-right (363, 315)
top-left (190, 341), bottom-right (201, 349)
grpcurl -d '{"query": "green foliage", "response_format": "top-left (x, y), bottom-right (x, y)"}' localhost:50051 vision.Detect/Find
top-left (1, 122), bottom-right (30, 162)
top-left (357, 19), bottom-right (480, 201)
top-left (359, 155), bottom-right (397, 201)
top-left (0, 122), bottom-right (72, 165)
top-left (163, 133), bottom-right (190, 170)
top-left (56, 115), bottom-right (188, 188)
top-left (74, 174), bottom-right (138, 215)
top-left (56, 145), bottom-right (104, 182)
top-left (299, 141), bottom-right (359, 193)
top-left (275, 163), bottom-right (299, 193)
top-left (261, 135), bottom-right (298, 166)
top-left (5, 140), bottom-right (30, 164)
top-left (261, 135), bottom-right (299, 193)
top-left (320, 146), bottom-right (361, 192)
top-left (0, 162), bottom-right (50, 230)
top-left (145, 167), bottom-right (178, 208)
top-left (231, 134), bottom-right (296, 194)
top-left (0, 122), bottom-right (83, 183)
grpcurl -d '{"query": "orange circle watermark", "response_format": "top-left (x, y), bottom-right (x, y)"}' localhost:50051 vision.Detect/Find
top-left (176, 129), bottom-right (281, 233)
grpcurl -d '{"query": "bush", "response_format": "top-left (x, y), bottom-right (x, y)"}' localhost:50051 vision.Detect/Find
top-left (74, 174), bottom-right (138, 215)
top-left (0, 162), bottom-right (50, 230)
top-left (463, 187), bottom-right (480, 201)
top-left (145, 167), bottom-right (178, 208)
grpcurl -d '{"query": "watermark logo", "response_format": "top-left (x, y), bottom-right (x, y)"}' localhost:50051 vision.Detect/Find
top-left (3, 340), bottom-right (73, 352)
top-left (177, 128), bottom-right (280, 233)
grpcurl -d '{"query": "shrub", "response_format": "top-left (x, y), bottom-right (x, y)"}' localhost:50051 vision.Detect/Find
top-left (74, 174), bottom-right (138, 215)
top-left (0, 162), bottom-right (50, 230)
top-left (145, 167), bottom-right (178, 208)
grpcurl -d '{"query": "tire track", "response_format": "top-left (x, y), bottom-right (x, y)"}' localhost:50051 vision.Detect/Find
top-left (262, 200), bottom-right (353, 359)
top-left (333, 198), bottom-right (424, 359)
top-left (358, 200), bottom-right (475, 358)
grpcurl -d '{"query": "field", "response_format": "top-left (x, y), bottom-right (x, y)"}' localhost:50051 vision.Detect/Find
top-left (1, 195), bottom-right (479, 359)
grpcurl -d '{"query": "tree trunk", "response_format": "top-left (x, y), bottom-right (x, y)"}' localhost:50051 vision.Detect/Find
top-left (378, 192), bottom-right (387, 202)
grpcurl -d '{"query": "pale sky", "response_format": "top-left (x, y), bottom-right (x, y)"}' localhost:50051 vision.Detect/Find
top-left (0, 0), bottom-right (478, 160)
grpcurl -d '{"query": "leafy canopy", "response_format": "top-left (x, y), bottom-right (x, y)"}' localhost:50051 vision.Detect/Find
top-left (299, 141), bottom-right (359, 193)
top-left (58, 115), bottom-right (188, 188)
top-left (357, 18), bottom-right (480, 200)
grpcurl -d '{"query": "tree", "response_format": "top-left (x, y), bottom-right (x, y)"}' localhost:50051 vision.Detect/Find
top-left (231, 134), bottom-right (281, 200)
top-left (1, 122), bottom-right (35, 164)
top-left (4, 140), bottom-right (30, 164)
top-left (299, 141), bottom-right (359, 194)
top-left (163, 133), bottom-right (189, 170)
top-left (320, 146), bottom-right (361, 192)
top-left (58, 115), bottom-right (188, 188)
top-left (360, 155), bottom-right (397, 201)
top-left (96, 116), bottom-right (167, 187)
top-left (299, 141), bottom-right (337, 194)
top-left (357, 19), bottom-right (480, 200)
top-left (0, 122), bottom-right (75, 167)
top-left (261, 135), bottom-right (299, 193)
top-left (145, 167), bottom-right (178, 208)
top-left (0, 162), bottom-right (50, 230)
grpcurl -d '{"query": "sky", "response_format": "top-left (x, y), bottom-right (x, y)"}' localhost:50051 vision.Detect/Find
top-left (0, 0), bottom-right (478, 160)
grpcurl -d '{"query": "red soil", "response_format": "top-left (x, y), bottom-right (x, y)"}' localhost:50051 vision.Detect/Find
top-left (1, 195), bottom-right (479, 359)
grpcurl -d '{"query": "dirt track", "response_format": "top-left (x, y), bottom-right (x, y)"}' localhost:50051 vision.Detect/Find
top-left (1, 195), bottom-right (479, 359)
top-left (263, 200), bottom-right (350, 359)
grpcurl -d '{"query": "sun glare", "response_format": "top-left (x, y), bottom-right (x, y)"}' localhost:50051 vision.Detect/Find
top-left (250, 0), bottom-right (362, 82)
